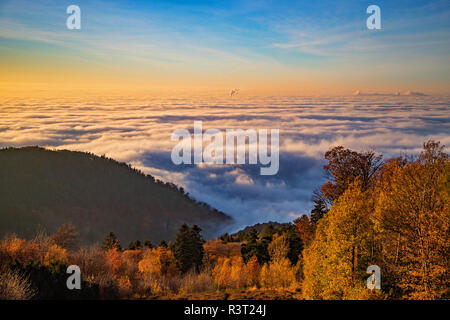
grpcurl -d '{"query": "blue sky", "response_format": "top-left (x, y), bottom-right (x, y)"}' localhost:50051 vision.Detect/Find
top-left (1, 0), bottom-right (449, 92)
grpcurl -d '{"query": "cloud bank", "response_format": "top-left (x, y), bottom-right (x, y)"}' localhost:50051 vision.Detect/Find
top-left (1, 93), bottom-right (449, 232)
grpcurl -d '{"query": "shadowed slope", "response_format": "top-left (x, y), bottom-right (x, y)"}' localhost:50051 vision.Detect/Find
top-left (0, 147), bottom-right (232, 244)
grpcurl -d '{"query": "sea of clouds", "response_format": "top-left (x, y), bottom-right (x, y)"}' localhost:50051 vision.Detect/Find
top-left (1, 93), bottom-right (449, 232)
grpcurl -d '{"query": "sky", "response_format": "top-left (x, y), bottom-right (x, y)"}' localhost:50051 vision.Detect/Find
top-left (0, 1), bottom-right (449, 232)
top-left (1, 0), bottom-right (450, 94)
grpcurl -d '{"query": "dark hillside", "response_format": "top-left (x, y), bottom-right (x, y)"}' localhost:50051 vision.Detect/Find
top-left (0, 147), bottom-right (232, 244)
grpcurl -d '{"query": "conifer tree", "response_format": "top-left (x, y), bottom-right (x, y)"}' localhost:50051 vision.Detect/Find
top-left (173, 224), bottom-right (204, 273)
top-left (102, 232), bottom-right (121, 251)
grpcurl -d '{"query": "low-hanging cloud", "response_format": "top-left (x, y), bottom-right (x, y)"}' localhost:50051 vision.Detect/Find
top-left (0, 93), bottom-right (449, 232)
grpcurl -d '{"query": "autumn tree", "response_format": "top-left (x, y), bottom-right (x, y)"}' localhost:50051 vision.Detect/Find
top-left (203, 239), bottom-right (241, 267)
top-left (213, 257), bottom-right (243, 288)
top-left (138, 246), bottom-right (178, 279)
top-left (138, 246), bottom-right (178, 294)
top-left (321, 146), bottom-right (383, 205)
top-left (105, 248), bottom-right (126, 278)
top-left (258, 231), bottom-right (300, 289)
top-left (259, 258), bottom-right (298, 289)
top-left (51, 224), bottom-right (79, 251)
top-left (44, 244), bottom-right (68, 266)
top-left (303, 180), bottom-right (378, 299)
top-left (242, 256), bottom-right (261, 287)
top-left (374, 140), bottom-right (449, 299)
top-left (268, 233), bottom-right (289, 262)
top-left (295, 215), bottom-right (314, 247)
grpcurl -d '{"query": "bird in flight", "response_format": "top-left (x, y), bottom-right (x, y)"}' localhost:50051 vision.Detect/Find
top-left (230, 88), bottom-right (240, 97)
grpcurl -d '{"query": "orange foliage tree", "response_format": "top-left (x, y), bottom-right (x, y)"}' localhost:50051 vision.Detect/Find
top-left (374, 141), bottom-right (449, 299)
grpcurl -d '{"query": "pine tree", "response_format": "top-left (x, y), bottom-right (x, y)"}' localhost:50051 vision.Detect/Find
top-left (159, 240), bottom-right (168, 248)
top-left (173, 224), bottom-right (204, 273)
top-left (285, 225), bottom-right (303, 264)
top-left (143, 240), bottom-right (153, 249)
top-left (241, 229), bottom-right (270, 264)
top-left (127, 240), bottom-right (142, 250)
top-left (102, 232), bottom-right (121, 251)
top-left (310, 195), bottom-right (328, 226)
top-left (190, 225), bottom-right (205, 272)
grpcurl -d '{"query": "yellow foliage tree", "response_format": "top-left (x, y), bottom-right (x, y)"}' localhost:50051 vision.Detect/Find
top-left (302, 179), bottom-right (377, 299)
top-left (260, 258), bottom-right (297, 289)
top-left (242, 256), bottom-right (261, 287)
top-left (105, 248), bottom-right (126, 278)
top-left (374, 141), bottom-right (449, 299)
top-left (212, 256), bottom-right (247, 289)
top-left (43, 244), bottom-right (68, 266)
top-left (260, 232), bottom-right (298, 289)
top-left (268, 233), bottom-right (289, 263)
top-left (138, 246), bottom-right (178, 279)
top-left (212, 257), bottom-right (232, 289)
top-left (0, 236), bottom-right (41, 265)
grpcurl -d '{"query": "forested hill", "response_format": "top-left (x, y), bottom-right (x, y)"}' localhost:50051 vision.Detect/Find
top-left (0, 147), bottom-right (232, 244)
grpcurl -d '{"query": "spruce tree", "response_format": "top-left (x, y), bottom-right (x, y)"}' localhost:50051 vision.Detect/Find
top-left (173, 224), bottom-right (204, 273)
top-left (102, 232), bottom-right (121, 251)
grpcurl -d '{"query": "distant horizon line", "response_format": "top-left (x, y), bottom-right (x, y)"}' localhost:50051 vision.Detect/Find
top-left (1, 87), bottom-right (449, 97)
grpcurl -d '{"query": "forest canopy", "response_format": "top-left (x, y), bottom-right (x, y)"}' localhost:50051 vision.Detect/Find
top-left (0, 141), bottom-right (448, 300)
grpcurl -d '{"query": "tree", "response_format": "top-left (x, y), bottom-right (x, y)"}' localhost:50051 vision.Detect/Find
top-left (303, 140), bottom-right (449, 300)
top-left (244, 229), bottom-right (258, 242)
top-left (284, 225), bottom-right (303, 265)
top-left (374, 140), bottom-right (449, 299)
top-left (321, 146), bottom-right (383, 205)
top-left (102, 232), bottom-right (121, 251)
top-left (173, 224), bottom-right (205, 273)
top-left (310, 189), bottom-right (328, 225)
top-left (243, 256), bottom-right (261, 287)
top-left (268, 233), bottom-right (289, 262)
top-left (159, 240), bottom-right (168, 248)
top-left (127, 240), bottom-right (142, 250)
top-left (241, 230), bottom-right (270, 264)
top-left (260, 258), bottom-right (298, 289)
top-left (260, 225), bottom-right (276, 242)
top-left (138, 246), bottom-right (178, 278)
top-left (212, 256), bottom-right (246, 289)
top-left (190, 225), bottom-right (205, 272)
top-left (219, 232), bottom-right (231, 243)
top-left (51, 224), bottom-right (79, 251)
top-left (143, 240), bottom-right (153, 249)
top-left (44, 244), bottom-right (68, 266)
top-left (303, 180), bottom-right (377, 299)
top-left (127, 240), bottom-right (152, 250)
top-left (295, 215), bottom-right (313, 248)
